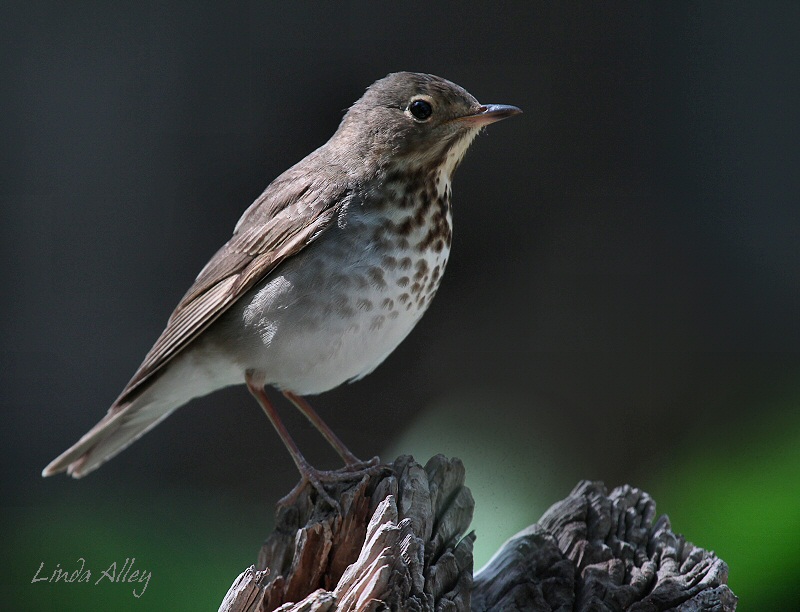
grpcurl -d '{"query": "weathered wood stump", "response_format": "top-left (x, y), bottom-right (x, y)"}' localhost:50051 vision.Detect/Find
top-left (220, 455), bottom-right (736, 611)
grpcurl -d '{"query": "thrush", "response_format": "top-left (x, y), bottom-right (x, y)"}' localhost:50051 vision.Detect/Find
top-left (42, 72), bottom-right (521, 500)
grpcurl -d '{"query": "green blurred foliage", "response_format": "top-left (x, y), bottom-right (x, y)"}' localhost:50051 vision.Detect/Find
top-left (384, 389), bottom-right (577, 570)
top-left (2, 490), bottom-right (268, 610)
top-left (6, 381), bottom-right (797, 609)
top-left (392, 379), bottom-right (800, 611)
top-left (651, 382), bottom-right (800, 611)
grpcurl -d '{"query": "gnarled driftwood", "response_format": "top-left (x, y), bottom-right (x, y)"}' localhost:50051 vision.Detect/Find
top-left (220, 455), bottom-right (736, 611)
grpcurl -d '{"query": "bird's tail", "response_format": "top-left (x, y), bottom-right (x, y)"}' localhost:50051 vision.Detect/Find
top-left (42, 396), bottom-right (178, 478)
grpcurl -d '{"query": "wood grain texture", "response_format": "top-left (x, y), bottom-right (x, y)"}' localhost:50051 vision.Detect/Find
top-left (220, 457), bottom-right (736, 612)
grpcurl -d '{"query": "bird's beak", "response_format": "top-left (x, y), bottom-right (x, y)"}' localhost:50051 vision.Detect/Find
top-left (455, 104), bottom-right (522, 127)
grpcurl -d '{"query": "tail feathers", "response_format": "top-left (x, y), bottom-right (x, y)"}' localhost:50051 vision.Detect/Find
top-left (42, 398), bottom-right (177, 478)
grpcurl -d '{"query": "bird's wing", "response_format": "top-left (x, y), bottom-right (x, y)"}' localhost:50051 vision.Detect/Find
top-left (114, 164), bottom-right (352, 405)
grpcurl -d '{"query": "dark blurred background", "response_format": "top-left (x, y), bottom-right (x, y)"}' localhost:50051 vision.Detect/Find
top-left (2, 2), bottom-right (798, 609)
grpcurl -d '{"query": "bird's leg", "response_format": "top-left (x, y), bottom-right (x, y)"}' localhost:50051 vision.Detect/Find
top-left (245, 371), bottom-right (340, 508)
top-left (282, 390), bottom-right (376, 468)
top-left (245, 371), bottom-right (377, 510)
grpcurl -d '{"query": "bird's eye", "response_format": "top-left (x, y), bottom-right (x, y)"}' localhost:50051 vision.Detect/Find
top-left (409, 99), bottom-right (433, 121)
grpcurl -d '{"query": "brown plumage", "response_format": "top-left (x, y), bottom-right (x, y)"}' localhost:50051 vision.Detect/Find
top-left (43, 72), bottom-right (520, 490)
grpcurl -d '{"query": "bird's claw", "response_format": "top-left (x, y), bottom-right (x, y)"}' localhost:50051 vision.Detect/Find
top-left (277, 458), bottom-right (390, 512)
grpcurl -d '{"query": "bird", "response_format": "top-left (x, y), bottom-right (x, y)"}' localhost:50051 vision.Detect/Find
top-left (42, 72), bottom-right (521, 501)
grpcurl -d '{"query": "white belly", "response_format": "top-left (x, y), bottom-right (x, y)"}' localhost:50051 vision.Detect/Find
top-left (217, 189), bottom-right (452, 395)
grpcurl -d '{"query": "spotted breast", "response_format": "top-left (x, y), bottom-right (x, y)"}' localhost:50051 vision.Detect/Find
top-left (218, 165), bottom-right (453, 395)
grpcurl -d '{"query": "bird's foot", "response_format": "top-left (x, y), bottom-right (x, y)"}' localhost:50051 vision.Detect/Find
top-left (342, 455), bottom-right (382, 472)
top-left (278, 458), bottom-right (391, 511)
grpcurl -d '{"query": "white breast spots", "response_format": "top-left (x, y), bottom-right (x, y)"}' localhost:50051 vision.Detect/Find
top-left (257, 321), bottom-right (278, 345)
top-left (243, 275), bottom-right (293, 345)
top-left (337, 199), bottom-right (350, 229)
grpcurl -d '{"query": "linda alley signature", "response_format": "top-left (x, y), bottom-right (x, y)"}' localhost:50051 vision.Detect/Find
top-left (31, 557), bottom-right (151, 598)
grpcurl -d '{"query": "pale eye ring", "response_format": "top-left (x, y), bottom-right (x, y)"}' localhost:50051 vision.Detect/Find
top-left (409, 98), bottom-right (433, 121)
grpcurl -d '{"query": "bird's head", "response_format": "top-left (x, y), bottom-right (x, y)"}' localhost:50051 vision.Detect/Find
top-left (332, 72), bottom-right (521, 180)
